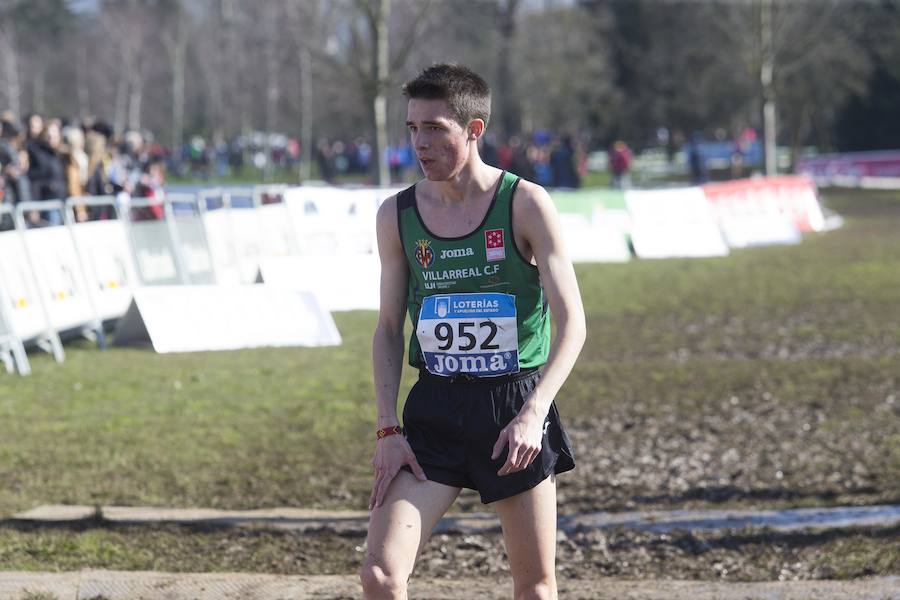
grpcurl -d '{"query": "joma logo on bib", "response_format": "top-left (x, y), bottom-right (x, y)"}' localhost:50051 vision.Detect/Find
top-left (440, 247), bottom-right (474, 259)
top-left (432, 353), bottom-right (510, 374)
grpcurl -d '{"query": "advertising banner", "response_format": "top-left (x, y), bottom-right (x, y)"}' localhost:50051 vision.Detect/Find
top-left (702, 179), bottom-right (802, 248)
top-left (551, 189), bottom-right (632, 262)
top-left (256, 254), bottom-right (381, 311)
top-left (113, 285), bottom-right (342, 353)
top-left (626, 187), bottom-right (730, 259)
top-left (796, 150), bottom-right (900, 188)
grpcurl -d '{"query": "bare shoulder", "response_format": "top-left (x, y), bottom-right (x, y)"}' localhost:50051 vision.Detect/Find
top-left (511, 178), bottom-right (559, 234)
top-left (376, 194), bottom-right (400, 244)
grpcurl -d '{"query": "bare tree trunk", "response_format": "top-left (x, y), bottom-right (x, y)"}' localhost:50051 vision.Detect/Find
top-left (496, 0), bottom-right (522, 138)
top-left (300, 43), bottom-right (313, 182)
top-left (128, 72), bottom-right (143, 131)
top-left (114, 73), bottom-right (127, 134)
top-left (760, 0), bottom-right (777, 176)
top-left (263, 4), bottom-right (281, 182)
top-left (372, 0), bottom-right (391, 187)
top-left (163, 4), bottom-right (188, 152)
top-left (0, 25), bottom-right (21, 118)
top-left (171, 42), bottom-right (186, 151)
top-left (286, 0), bottom-right (314, 182)
top-left (76, 41), bottom-right (90, 118)
top-left (33, 67), bottom-right (46, 115)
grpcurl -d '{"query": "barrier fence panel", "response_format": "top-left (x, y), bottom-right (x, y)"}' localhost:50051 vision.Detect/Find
top-left (226, 188), bottom-right (265, 283)
top-left (284, 186), bottom-right (379, 255)
top-left (0, 294), bottom-right (30, 375)
top-left (255, 185), bottom-right (301, 258)
top-left (15, 201), bottom-right (104, 346)
top-left (125, 197), bottom-right (186, 285)
top-left (166, 194), bottom-right (217, 284)
top-left (198, 188), bottom-right (241, 284)
top-left (0, 206), bottom-right (47, 374)
top-left (65, 196), bottom-right (142, 322)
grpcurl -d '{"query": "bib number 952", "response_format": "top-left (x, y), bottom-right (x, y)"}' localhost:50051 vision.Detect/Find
top-left (434, 320), bottom-right (499, 351)
top-left (416, 292), bottom-right (520, 377)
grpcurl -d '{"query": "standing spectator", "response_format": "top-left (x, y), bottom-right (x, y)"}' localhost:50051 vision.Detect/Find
top-left (550, 135), bottom-right (580, 189)
top-left (687, 132), bottom-right (708, 184)
top-left (61, 125), bottom-right (90, 221)
top-left (0, 118), bottom-right (32, 208)
top-left (26, 116), bottom-right (67, 226)
top-left (85, 124), bottom-right (114, 220)
top-left (315, 139), bottom-right (335, 183)
top-left (609, 140), bottom-right (633, 189)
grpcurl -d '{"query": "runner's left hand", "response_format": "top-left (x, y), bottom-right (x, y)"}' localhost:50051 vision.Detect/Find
top-left (492, 408), bottom-right (545, 476)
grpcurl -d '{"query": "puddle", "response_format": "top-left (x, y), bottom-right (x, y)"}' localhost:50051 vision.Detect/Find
top-left (563, 504), bottom-right (900, 533)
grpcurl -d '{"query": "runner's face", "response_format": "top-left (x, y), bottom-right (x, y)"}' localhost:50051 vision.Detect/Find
top-left (407, 98), bottom-right (471, 181)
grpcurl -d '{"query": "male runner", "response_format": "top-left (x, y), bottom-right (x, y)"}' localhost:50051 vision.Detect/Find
top-left (361, 64), bottom-right (585, 600)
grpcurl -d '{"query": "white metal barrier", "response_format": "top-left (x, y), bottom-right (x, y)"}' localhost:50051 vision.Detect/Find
top-left (15, 201), bottom-right (104, 347)
top-left (65, 196), bottom-right (142, 322)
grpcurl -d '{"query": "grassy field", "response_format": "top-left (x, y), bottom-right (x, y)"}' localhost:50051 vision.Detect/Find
top-left (0, 187), bottom-right (898, 577)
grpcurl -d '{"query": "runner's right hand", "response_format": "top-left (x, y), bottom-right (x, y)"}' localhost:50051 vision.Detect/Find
top-left (369, 434), bottom-right (427, 510)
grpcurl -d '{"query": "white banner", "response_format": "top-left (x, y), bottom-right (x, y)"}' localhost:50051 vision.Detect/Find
top-left (256, 254), bottom-right (381, 311)
top-left (702, 179), bottom-right (803, 248)
top-left (559, 212), bottom-right (632, 263)
top-left (69, 220), bottom-right (141, 321)
top-left (113, 285), bottom-right (342, 353)
top-left (626, 187), bottom-right (730, 259)
top-left (284, 186), bottom-right (379, 255)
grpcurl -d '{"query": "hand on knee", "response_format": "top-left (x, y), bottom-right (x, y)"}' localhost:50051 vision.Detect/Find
top-left (359, 563), bottom-right (408, 600)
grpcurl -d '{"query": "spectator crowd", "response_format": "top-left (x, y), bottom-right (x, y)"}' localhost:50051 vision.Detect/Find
top-left (0, 111), bottom-right (167, 229)
top-left (6, 108), bottom-right (714, 233)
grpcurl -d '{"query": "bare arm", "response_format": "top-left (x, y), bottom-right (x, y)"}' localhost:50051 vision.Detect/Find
top-left (515, 181), bottom-right (586, 417)
top-left (369, 196), bottom-right (426, 508)
top-left (492, 181), bottom-right (586, 475)
top-left (372, 195), bottom-right (409, 429)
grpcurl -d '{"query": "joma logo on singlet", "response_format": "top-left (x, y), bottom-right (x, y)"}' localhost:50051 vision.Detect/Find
top-left (440, 248), bottom-right (475, 259)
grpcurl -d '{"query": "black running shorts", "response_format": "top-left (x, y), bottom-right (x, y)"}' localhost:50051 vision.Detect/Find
top-left (401, 368), bottom-right (575, 504)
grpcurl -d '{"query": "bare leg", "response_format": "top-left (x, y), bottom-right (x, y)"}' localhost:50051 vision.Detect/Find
top-left (492, 474), bottom-right (558, 600)
top-left (360, 470), bottom-right (461, 600)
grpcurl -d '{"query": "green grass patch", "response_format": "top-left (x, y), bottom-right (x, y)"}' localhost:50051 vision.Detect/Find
top-left (0, 188), bottom-right (897, 520)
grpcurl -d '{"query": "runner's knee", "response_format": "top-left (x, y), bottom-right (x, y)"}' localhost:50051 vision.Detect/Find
top-left (359, 562), bottom-right (408, 600)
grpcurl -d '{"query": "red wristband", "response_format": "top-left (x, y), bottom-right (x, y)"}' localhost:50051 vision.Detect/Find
top-left (376, 425), bottom-right (402, 440)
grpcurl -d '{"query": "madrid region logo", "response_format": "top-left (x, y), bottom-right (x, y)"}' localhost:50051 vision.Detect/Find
top-left (415, 239), bottom-right (434, 268)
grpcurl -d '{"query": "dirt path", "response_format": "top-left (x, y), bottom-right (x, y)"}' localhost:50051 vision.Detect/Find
top-left (1, 571), bottom-right (897, 600)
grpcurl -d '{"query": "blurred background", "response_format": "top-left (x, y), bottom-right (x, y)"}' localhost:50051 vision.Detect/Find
top-left (1, 0), bottom-right (897, 191)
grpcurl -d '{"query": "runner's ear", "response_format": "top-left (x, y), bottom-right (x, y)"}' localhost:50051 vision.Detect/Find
top-left (468, 119), bottom-right (485, 141)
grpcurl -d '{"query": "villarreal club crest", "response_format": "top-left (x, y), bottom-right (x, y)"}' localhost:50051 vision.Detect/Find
top-left (415, 239), bottom-right (434, 268)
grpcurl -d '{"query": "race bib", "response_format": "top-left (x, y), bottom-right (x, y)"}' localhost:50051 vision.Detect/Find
top-left (417, 292), bottom-right (519, 377)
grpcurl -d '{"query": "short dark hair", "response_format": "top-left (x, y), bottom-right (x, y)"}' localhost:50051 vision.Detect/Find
top-left (402, 63), bottom-right (491, 129)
